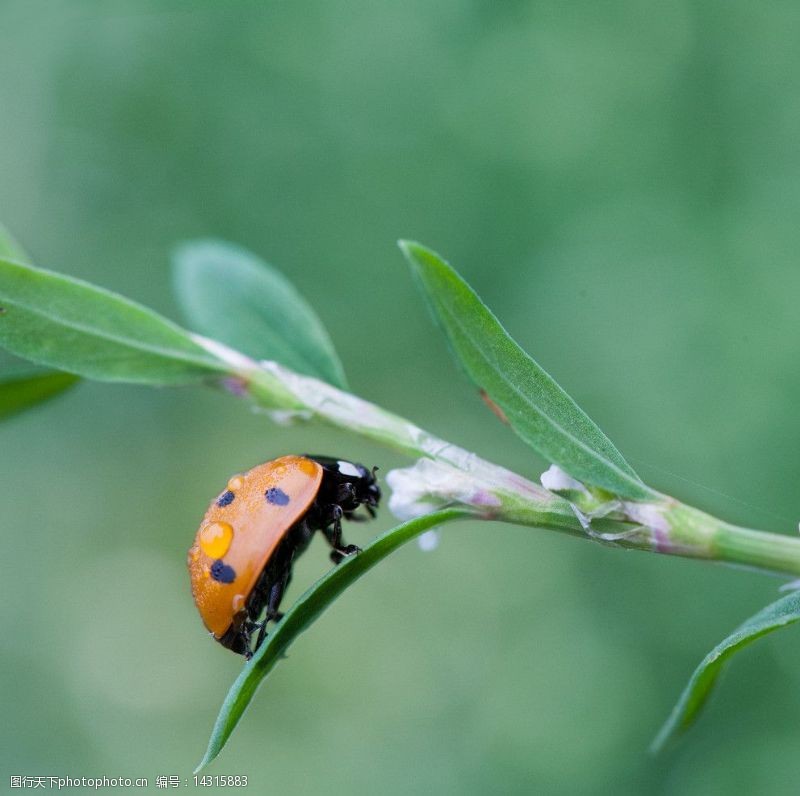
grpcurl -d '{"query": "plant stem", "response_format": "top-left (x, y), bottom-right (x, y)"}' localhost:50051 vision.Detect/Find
top-left (713, 523), bottom-right (800, 577)
top-left (504, 495), bottom-right (800, 578)
top-left (233, 356), bottom-right (800, 579)
top-left (615, 499), bottom-right (800, 577)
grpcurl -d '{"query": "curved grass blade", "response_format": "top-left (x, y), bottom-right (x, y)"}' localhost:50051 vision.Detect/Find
top-left (196, 509), bottom-right (464, 772)
top-left (399, 240), bottom-right (651, 500)
top-left (0, 257), bottom-right (229, 385)
top-left (0, 365), bottom-right (78, 421)
top-left (173, 240), bottom-right (348, 389)
top-left (652, 590), bottom-right (800, 752)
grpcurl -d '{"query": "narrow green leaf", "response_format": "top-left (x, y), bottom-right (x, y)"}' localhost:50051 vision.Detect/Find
top-left (173, 240), bottom-right (348, 389)
top-left (0, 365), bottom-right (79, 421)
top-left (0, 257), bottom-right (230, 385)
top-left (399, 240), bottom-right (651, 500)
top-left (196, 509), bottom-right (464, 772)
top-left (0, 223), bottom-right (86, 411)
top-left (652, 590), bottom-right (800, 752)
top-left (0, 222), bottom-right (31, 262)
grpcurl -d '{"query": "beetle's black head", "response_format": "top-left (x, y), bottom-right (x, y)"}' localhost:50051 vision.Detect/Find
top-left (306, 455), bottom-right (381, 516)
top-left (346, 461), bottom-right (380, 508)
top-left (357, 463), bottom-right (381, 516)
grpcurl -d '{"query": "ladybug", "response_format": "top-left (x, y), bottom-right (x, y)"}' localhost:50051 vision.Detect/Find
top-left (188, 454), bottom-right (380, 658)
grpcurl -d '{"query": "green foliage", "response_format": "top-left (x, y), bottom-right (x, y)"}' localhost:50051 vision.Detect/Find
top-left (2, 224), bottom-right (799, 768)
top-left (0, 223), bottom-right (82, 420)
top-left (5, 5), bottom-right (800, 788)
top-left (0, 365), bottom-right (78, 421)
top-left (400, 241), bottom-right (651, 500)
top-left (173, 240), bottom-right (348, 388)
top-left (197, 509), bottom-right (464, 772)
top-left (652, 590), bottom-right (800, 752)
top-left (0, 257), bottom-right (230, 385)
top-left (0, 222), bottom-right (31, 262)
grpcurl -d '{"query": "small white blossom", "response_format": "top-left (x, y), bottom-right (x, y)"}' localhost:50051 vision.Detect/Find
top-left (417, 530), bottom-right (441, 552)
top-left (386, 458), bottom-right (501, 520)
top-left (540, 464), bottom-right (589, 495)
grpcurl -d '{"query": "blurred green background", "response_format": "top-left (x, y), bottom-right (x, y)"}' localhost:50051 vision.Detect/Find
top-left (3, 1), bottom-right (800, 793)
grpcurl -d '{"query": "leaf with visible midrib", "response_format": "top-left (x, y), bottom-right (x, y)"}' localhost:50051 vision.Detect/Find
top-left (652, 590), bottom-right (800, 752)
top-left (196, 509), bottom-right (463, 772)
top-left (173, 240), bottom-right (348, 389)
top-left (0, 257), bottom-right (229, 385)
top-left (399, 240), bottom-right (651, 500)
top-left (0, 225), bottom-right (81, 418)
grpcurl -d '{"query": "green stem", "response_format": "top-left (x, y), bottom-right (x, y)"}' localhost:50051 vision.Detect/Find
top-left (714, 523), bottom-right (800, 576)
top-left (235, 356), bottom-right (800, 580)
top-left (497, 495), bottom-right (800, 577)
top-left (619, 500), bottom-right (800, 578)
top-left (247, 360), bottom-right (560, 500)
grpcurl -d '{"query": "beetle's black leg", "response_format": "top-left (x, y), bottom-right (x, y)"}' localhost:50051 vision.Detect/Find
top-left (266, 579), bottom-right (285, 622)
top-left (242, 627), bottom-right (254, 660)
top-left (323, 504), bottom-right (361, 563)
top-left (327, 504), bottom-right (345, 563)
top-left (329, 504), bottom-right (344, 546)
top-left (253, 571), bottom-right (291, 653)
top-left (253, 622), bottom-right (267, 652)
top-left (334, 545), bottom-right (360, 562)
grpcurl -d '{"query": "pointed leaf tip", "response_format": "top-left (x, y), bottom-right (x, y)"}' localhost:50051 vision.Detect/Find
top-left (172, 239), bottom-right (347, 389)
top-left (652, 590), bottom-right (800, 752)
top-left (400, 241), bottom-right (651, 500)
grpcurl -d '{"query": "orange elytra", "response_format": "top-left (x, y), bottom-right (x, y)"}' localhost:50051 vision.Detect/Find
top-left (188, 454), bottom-right (380, 658)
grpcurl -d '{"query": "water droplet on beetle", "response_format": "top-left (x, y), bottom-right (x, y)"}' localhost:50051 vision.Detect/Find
top-left (199, 521), bottom-right (234, 559)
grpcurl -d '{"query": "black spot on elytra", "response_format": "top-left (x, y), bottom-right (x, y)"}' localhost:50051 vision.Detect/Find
top-left (210, 559), bottom-right (236, 584)
top-left (216, 490), bottom-right (235, 507)
top-left (265, 487), bottom-right (290, 506)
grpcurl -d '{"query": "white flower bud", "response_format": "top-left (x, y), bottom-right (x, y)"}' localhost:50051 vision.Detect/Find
top-left (386, 458), bottom-right (502, 521)
top-left (540, 464), bottom-right (589, 495)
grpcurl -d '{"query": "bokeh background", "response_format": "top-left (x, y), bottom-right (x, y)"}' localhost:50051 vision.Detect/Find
top-left (3, 2), bottom-right (800, 793)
